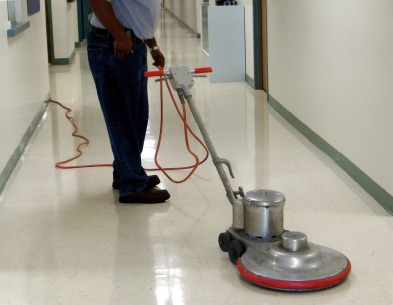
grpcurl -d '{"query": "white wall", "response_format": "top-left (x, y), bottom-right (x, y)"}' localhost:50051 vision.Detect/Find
top-left (164, 0), bottom-right (199, 32)
top-left (267, 0), bottom-right (393, 195)
top-left (0, 0), bottom-right (50, 171)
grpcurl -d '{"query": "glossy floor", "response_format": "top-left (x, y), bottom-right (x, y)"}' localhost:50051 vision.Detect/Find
top-left (1, 10), bottom-right (392, 305)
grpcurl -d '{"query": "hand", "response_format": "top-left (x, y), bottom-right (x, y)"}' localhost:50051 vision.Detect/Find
top-left (113, 34), bottom-right (133, 57)
top-left (151, 50), bottom-right (165, 68)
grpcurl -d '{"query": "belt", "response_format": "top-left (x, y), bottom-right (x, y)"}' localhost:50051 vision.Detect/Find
top-left (91, 26), bottom-right (145, 44)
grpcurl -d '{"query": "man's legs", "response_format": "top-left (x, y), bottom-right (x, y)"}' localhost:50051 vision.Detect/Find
top-left (87, 30), bottom-right (169, 202)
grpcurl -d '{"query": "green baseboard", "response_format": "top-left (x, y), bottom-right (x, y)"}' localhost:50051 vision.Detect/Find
top-left (267, 94), bottom-right (393, 215)
top-left (51, 50), bottom-right (76, 65)
top-left (0, 97), bottom-right (51, 195)
top-left (246, 74), bottom-right (255, 89)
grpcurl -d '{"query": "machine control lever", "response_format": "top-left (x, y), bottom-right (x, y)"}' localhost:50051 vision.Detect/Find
top-left (214, 158), bottom-right (235, 179)
top-left (154, 77), bottom-right (171, 82)
top-left (234, 186), bottom-right (245, 198)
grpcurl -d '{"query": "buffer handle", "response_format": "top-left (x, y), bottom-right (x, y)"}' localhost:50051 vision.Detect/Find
top-left (144, 70), bottom-right (165, 78)
top-left (144, 67), bottom-right (212, 78)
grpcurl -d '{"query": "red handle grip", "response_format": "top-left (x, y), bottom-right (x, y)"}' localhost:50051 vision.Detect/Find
top-left (144, 70), bottom-right (164, 78)
top-left (193, 67), bottom-right (213, 74)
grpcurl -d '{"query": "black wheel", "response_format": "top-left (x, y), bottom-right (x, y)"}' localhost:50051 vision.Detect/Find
top-left (228, 239), bottom-right (244, 265)
top-left (218, 232), bottom-right (231, 252)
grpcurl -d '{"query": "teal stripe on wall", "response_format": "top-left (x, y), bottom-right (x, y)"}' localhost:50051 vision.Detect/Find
top-left (0, 99), bottom-right (50, 195)
top-left (51, 51), bottom-right (76, 65)
top-left (7, 21), bottom-right (30, 37)
top-left (267, 94), bottom-right (393, 215)
top-left (246, 74), bottom-right (255, 89)
top-left (252, 0), bottom-right (263, 90)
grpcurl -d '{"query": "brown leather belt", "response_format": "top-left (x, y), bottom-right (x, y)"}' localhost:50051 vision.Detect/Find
top-left (91, 26), bottom-right (145, 44)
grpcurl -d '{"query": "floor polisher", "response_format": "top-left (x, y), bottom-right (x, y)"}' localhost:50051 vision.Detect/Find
top-left (145, 66), bottom-right (351, 292)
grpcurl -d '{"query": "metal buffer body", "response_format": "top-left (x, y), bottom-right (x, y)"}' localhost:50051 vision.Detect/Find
top-left (145, 66), bottom-right (351, 292)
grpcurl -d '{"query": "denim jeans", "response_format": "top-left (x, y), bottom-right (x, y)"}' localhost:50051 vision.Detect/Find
top-left (87, 29), bottom-right (149, 196)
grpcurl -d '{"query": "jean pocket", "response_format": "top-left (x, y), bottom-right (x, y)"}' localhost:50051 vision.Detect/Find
top-left (87, 43), bottom-right (106, 53)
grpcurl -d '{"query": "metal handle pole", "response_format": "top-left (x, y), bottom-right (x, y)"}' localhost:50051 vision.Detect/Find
top-left (179, 87), bottom-right (237, 206)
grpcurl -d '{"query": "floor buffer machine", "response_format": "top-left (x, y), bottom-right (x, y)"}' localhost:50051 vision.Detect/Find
top-left (145, 66), bottom-right (351, 292)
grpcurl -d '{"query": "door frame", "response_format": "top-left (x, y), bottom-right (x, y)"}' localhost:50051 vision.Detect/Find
top-left (262, 0), bottom-right (267, 91)
top-left (252, 0), bottom-right (267, 91)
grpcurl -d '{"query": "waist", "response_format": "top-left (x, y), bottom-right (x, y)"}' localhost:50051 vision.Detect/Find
top-left (91, 26), bottom-right (145, 44)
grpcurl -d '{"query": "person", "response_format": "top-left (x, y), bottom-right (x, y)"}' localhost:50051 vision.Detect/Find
top-left (87, 0), bottom-right (170, 204)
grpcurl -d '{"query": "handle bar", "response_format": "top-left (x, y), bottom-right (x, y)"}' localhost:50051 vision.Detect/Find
top-left (144, 67), bottom-right (212, 78)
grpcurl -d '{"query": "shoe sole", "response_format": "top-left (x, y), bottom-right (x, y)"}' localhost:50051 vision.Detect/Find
top-left (119, 193), bottom-right (170, 204)
top-left (113, 175), bottom-right (160, 190)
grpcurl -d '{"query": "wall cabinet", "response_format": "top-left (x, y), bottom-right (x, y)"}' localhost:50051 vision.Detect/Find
top-left (201, 4), bottom-right (245, 82)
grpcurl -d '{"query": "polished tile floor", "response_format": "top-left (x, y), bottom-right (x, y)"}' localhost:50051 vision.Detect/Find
top-left (1, 10), bottom-right (392, 305)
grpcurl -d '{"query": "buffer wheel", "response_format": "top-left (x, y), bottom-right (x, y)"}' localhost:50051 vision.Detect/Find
top-left (218, 232), bottom-right (231, 252)
top-left (228, 239), bottom-right (245, 265)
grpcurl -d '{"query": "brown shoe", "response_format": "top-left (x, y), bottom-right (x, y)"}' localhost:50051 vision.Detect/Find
top-left (119, 187), bottom-right (170, 204)
top-left (112, 175), bottom-right (161, 190)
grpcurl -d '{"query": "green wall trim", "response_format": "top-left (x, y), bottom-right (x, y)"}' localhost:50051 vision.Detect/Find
top-left (267, 94), bottom-right (393, 215)
top-left (0, 97), bottom-right (51, 195)
top-left (46, 0), bottom-right (55, 64)
top-left (77, 0), bottom-right (84, 42)
top-left (51, 50), bottom-right (76, 65)
top-left (246, 74), bottom-right (255, 89)
top-left (252, 0), bottom-right (263, 90)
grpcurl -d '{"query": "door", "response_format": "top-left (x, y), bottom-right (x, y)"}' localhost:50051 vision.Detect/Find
top-left (253, 0), bottom-right (267, 91)
top-left (77, 0), bottom-right (92, 42)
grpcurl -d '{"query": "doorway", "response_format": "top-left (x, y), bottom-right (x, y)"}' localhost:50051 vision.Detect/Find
top-left (262, 0), bottom-right (267, 91)
top-left (77, 0), bottom-right (92, 42)
top-left (252, 0), bottom-right (267, 91)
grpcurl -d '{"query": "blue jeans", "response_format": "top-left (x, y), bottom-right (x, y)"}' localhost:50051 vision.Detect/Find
top-left (87, 29), bottom-right (149, 196)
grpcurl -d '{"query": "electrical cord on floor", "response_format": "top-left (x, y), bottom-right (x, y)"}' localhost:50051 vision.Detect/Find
top-left (50, 99), bottom-right (108, 169)
top-left (50, 76), bottom-right (209, 183)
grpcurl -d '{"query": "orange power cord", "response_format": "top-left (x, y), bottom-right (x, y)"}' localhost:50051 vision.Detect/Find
top-left (51, 76), bottom-right (209, 183)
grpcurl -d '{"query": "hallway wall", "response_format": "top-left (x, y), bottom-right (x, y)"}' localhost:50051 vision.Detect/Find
top-left (267, 0), bottom-right (393, 207)
top-left (0, 0), bottom-right (50, 186)
top-left (163, 0), bottom-right (199, 33)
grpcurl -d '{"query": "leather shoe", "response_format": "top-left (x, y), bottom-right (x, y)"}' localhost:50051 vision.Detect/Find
top-left (112, 175), bottom-right (160, 190)
top-left (119, 187), bottom-right (170, 204)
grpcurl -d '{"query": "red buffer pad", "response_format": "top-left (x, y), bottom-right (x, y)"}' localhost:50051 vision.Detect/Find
top-left (237, 258), bottom-right (352, 292)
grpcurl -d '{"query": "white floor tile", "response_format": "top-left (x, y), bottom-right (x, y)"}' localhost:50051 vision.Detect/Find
top-left (0, 9), bottom-right (392, 305)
